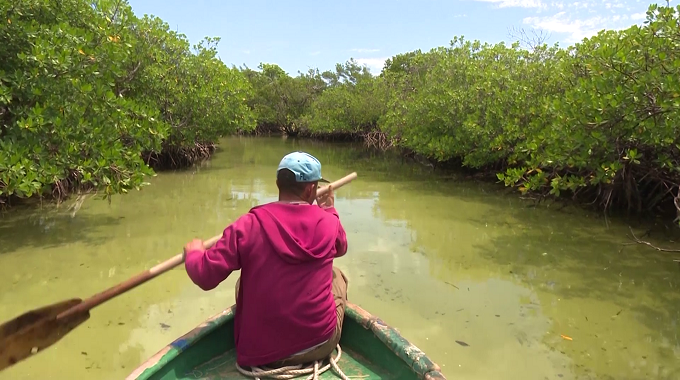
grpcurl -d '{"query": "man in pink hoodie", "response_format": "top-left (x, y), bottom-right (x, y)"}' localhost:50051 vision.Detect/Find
top-left (182, 151), bottom-right (349, 368)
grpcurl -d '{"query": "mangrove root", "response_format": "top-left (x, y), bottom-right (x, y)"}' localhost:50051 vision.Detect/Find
top-left (626, 226), bottom-right (680, 253)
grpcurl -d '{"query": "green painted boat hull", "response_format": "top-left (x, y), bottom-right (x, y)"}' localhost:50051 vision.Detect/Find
top-left (127, 302), bottom-right (446, 380)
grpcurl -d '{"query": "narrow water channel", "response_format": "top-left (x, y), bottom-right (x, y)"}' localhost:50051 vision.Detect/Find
top-left (1, 136), bottom-right (678, 380)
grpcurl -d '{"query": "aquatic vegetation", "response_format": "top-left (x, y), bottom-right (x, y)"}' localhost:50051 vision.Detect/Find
top-left (0, 0), bottom-right (255, 203)
top-left (245, 4), bottom-right (680, 220)
top-left (2, 0), bottom-right (678, 222)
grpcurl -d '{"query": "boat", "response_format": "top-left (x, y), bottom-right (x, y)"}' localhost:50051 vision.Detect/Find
top-left (127, 302), bottom-right (446, 380)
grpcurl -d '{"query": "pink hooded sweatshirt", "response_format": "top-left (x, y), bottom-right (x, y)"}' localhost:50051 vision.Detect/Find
top-left (184, 202), bottom-right (348, 367)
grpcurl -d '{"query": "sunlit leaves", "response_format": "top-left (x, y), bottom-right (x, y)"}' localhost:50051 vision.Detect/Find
top-left (511, 4), bottom-right (680, 212)
top-left (302, 60), bottom-right (385, 134)
top-left (261, 3), bottom-right (680, 216)
top-left (0, 0), bottom-right (255, 202)
top-left (379, 37), bottom-right (565, 169)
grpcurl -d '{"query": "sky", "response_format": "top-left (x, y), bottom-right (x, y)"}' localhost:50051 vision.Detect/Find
top-left (125, 0), bottom-right (670, 76)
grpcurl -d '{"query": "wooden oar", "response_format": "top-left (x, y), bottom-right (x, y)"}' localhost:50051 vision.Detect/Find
top-left (0, 171), bottom-right (357, 372)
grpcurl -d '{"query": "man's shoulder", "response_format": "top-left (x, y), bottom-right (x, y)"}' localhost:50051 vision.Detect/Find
top-left (227, 209), bottom-right (259, 229)
top-left (319, 206), bottom-right (340, 217)
top-left (248, 202), bottom-right (340, 220)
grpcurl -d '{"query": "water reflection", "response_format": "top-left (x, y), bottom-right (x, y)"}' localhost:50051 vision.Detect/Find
top-left (0, 136), bottom-right (678, 380)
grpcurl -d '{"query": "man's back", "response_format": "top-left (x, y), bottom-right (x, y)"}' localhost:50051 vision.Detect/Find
top-left (185, 201), bottom-right (347, 366)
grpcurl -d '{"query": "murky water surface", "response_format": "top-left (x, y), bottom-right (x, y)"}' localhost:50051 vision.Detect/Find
top-left (1, 136), bottom-right (679, 380)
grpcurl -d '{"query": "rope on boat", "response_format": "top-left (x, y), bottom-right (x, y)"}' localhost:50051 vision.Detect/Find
top-left (235, 344), bottom-right (350, 380)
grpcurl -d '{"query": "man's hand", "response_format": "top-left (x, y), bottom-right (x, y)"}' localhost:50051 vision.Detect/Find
top-left (316, 185), bottom-right (334, 209)
top-left (184, 239), bottom-right (205, 258)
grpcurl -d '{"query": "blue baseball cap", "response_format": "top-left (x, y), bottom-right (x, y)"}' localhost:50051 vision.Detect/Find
top-left (277, 151), bottom-right (329, 183)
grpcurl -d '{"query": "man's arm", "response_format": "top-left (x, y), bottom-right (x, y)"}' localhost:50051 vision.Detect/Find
top-left (335, 219), bottom-right (348, 257)
top-left (184, 214), bottom-right (251, 290)
top-left (317, 185), bottom-right (348, 257)
top-left (323, 206), bottom-right (348, 257)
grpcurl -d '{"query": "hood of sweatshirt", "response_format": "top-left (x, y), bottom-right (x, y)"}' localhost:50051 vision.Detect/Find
top-left (249, 202), bottom-right (340, 264)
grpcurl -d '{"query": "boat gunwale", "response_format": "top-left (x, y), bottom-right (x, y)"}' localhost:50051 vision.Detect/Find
top-left (127, 302), bottom-right (446, 380)
top-left (125, 307), bottom-right (235, 380)
top-left (346, 302), bottom-right (443, 378)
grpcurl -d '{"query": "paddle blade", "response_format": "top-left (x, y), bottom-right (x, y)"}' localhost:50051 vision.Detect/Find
top-left (0, 298), bottom-right (90, 371)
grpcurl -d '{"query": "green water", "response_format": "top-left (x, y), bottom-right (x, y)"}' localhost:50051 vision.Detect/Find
top-left (1, 136), bottom-right (679, 380)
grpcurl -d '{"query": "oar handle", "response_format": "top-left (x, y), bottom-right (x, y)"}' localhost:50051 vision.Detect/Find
top-left (57, 171), bottom-right (357, 319)
top-left (56, 236), bottom-right (222, 319)
top-left (318, 172), bottom-right (357, 197)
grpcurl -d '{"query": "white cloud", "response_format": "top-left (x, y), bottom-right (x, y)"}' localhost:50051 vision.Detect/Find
top-left (523, 12), bottom-right (603, 41)
top-left (515, 0), bottom-right (655, 43)
top-left (567, 1), bottom-right (591, 9)
top-left (523, 11), bottom-right (634, 42)
top-left (355, 57), bottom-right (388, 73)
top-left (310, 51), bottom-right (321, 56)
top-left (604, 0), bottom-right (626, 9)
top-left (630, 11), bottom-right (646, 20)
top-left (350, 48), bottom-right (380, 53)
top-left (474, 0), bottom-right (547, 9)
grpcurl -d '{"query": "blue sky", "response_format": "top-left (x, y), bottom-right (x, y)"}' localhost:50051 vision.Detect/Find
top-left (126, 0), bottom-right (668, 75)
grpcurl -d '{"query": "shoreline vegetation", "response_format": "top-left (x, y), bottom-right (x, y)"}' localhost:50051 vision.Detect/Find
top-left (2, 1), bottom-right (680, 228)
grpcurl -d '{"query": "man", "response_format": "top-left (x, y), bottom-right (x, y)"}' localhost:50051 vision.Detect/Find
top-left (182, 151), bottom-right (349, 368)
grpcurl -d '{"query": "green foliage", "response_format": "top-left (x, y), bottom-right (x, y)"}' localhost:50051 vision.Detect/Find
top-left (0, 0), bottom-right (161, 200)
top-left (3, 0), bottom-right (678, 219)
top-left (500, 4), bottom-right (680, 213)
top-left (242, 4), bottom-right (680, 218)
top-left (242, 64), bottom-right (325, 135)
top-left (301, 60), bottom-right (386, 135)
top-left (379, 38), bottom-right (566, 166)
top-left (0, 0), bottom-right (254, 202)
top-left (243, 59), bottom-right (386, 136)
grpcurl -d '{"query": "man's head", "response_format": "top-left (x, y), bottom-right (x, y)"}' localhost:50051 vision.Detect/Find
top-left (276, 152), bottom-right (329, 204)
